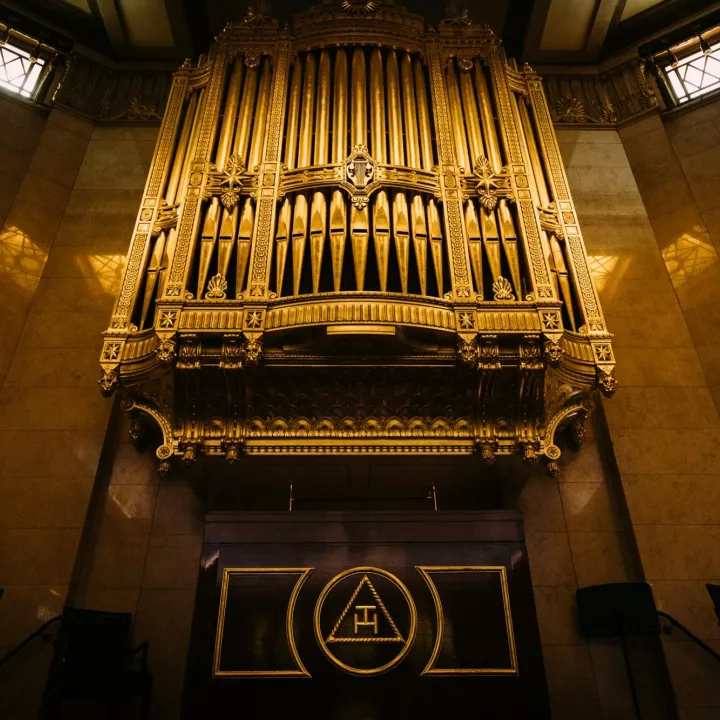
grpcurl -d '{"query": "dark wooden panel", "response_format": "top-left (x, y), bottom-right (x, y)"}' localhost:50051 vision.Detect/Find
top-left (183, 511), bottom-right (550, 720)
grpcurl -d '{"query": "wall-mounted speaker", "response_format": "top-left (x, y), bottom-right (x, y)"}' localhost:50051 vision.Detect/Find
top-left (576, 583), bottom-right (660, 638)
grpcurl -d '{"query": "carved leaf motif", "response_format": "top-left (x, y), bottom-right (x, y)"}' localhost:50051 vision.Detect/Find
top-left (205, 274), bottom-right (228, 299)
top-left (220, 188), bottom-right (240, 210)
top-left (555, 97), bottom-right (589, 123)
top-left (479, 190), bottom-right (498, 211)
top-left (492, 276), bottom-right (515, 301)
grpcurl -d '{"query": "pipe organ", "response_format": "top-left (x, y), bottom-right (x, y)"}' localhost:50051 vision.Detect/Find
top-left (99, 0), bottom-right (615, 473)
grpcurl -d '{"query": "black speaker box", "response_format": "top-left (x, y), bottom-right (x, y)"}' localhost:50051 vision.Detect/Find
top-left (576, 583), bottom-right (660, 638)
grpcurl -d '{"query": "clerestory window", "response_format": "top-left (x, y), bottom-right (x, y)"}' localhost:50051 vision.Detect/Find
top-left (0, 40), bottom-right (46, 98)
top-left (663, 37), bottom-right (720, 103)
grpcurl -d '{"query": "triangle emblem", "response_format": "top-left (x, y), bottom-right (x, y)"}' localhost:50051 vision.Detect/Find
top-left (326, 574), bottom-right (405, 644)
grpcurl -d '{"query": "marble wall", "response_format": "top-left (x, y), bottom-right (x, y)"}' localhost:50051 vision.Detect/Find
top-left (561, 121), bottom-right (720, 719)
top-left (0, 116), bottom-right (157, 717)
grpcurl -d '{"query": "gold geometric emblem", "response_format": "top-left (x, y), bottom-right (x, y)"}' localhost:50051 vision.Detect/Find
top-left (326, 574), bottom-right (404, 644)
top-left (314, 566), bottom-right (417, 676)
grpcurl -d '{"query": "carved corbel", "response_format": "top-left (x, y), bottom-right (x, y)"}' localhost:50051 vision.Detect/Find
top-left (156, 337), bottom-right (177, 365)
top-left (477, 442), bottom-right (496, 465)
top-left (181, 440), bottom-right (199, 465)
top-left (220, 334), bottom-right (244, 370)
top-left (242, 335), bottom-right (264, 369)
top-left (176, 334), bottom-right (202, 370)
top-left (544, 443), bottom-right (561, 478)
top-left (99, 367), bottom-right (119, 397)
top-left (457, 335), bottom-right (478, 369)
top-left (223, 440), bottom-right (245, 463)
top-left (597, 368), bottom-right (617, 398)
top-left (478, 336), bottom-right (501, 371)
top-left (544, 339), bottom-right (563, 367)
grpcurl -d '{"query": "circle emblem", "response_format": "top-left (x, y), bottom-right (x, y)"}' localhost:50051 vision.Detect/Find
top-left (314, 566), bottom-right (417, 676)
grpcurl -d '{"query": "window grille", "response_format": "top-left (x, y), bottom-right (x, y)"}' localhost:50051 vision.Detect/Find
top-left (0, 40), bottom-right (46, 98)
top-left (663, 33), bottom-right (720, 104)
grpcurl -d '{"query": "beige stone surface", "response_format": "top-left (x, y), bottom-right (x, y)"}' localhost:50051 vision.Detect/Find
top-left (663, 639), bottom-right (720, 709)
top-left (652, 579), bottom-right (720, 641)
top-left (623, 474), bottom-right (720, 525)
top-left (588, 640), bottom-right (634, 712)
top-left (568, 531), bottom-right (633, 587)
top-left (635, 525), bottom-right (720, 580)
top-left (559, 482), bottom-right (618, 532)
top-left (533, 585), bottom-right (583, 646)
top-left (543, 645), bottom-right (602, 720)
top-left (0, 528), bottom-right (81, 585)
top-left (0, 584), bottom-right (67, 646)
top-left (525, 531), bottom-right (577, 586)
top-left (0, 474), bottom-right (93, 528)
top-left (133, 589), bottom-right (196, 720)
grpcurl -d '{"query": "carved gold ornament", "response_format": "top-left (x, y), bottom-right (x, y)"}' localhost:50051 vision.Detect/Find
top-left (99, 0), bottom-right (614, 474)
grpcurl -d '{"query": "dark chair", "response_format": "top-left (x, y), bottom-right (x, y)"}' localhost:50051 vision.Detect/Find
top-left (41, 607), bottom-right (152, 719)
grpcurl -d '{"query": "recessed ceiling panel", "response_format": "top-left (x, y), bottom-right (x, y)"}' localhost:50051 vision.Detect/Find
top-left (62, 0), bottom-right (91, 12)
top-left (119, 0), bottom-right (175, 47)
top-left (540, 0), bottom-right (598, 51)
top-left (620, 0), bottom-right (666, 21)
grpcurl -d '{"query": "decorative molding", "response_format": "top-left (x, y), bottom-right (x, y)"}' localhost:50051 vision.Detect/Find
top-left (543, 58), bottom-right (658, 127)
top-left (54, 50), bottom-right (173, 124)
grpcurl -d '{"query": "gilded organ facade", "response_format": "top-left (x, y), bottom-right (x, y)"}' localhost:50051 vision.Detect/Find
top-left (99, 0), bottom-right (615, 471)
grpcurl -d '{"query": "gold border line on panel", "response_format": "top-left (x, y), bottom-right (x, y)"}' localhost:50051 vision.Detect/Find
top-left (213, 567), bottom-right (314, 678)
top-left (416, 565), bottom-right (518, 676)
top-left (314, 566), bottom-right (418, 677)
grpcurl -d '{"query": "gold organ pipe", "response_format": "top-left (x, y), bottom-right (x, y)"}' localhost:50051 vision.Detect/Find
top-left (350, 204), bottom-right (369, 290)
top-left (284, 58), bottom-right (303, 170)
top-left (414, 59), bottom-right (434, 171)
top-left (216, 60), bottom-right (244, 170)
top-left (140, 230), bottom-right (166, 328)
top-left (159, 90), bottom-right (203, 300)
top-left (393, 192), bottom-right (410, 293)
top-left (446, 60), bottom-right (469, 172)
top-left (473, 63), bottom-right (502, 172)
top-left (197, 199), bottom-right (220, 297)
top-left (233, 62), bottom-right (258, 162)
top-left (370, 49), bottom-right (387, 163)
top-left (465, 200), bottom-right (484, 298)
top-left (292, 194), bottom-right (308, 295)
top-left (482, 208), bottom-right (502, 282)
top-left (177, 88), bottom-right (205, 206)
top-left (373, 191), bottom-right (391, 291)
top-left (459, 66), bottom-right (484, 169)
top-left (236, 198), bottom-right (254, 296)
top-left (333, 49), bottom-right (348, 163)
top-left (411, 195), bottom-right (428, 294)
top-left (329, 190), bottom-right (346, 291)
top-left (141, 92), bottom-right (198, 322)
top-left (351, 48), bottom-right (367, 146)
top-left (298, 53), bottom-right (317, 168)
top-left (275, 198), bottom-right (291, 295)
top-left (386, 51), bottom-right (404, 166)
top-left (248, 59), bottom-right (272, 171)
top-left (314, 51), bottom-right (331, 165)
top-left (217, 205), bottom-right (238, 282)
top-left (471, 62), bottom-right (507, 291)
top-left (401, 54), bottom-right (420, 169)
top-left (166, 93), bottom-right (198, 205)
top-left (330, 51), bottom-right (348, 290)
top-left (427, 199), bottom-right (444, 296)
top-left (518, 96), bottom-right (576, 329)
top-left (310, 192), bottom-right (327, 293)
top-left (309, 52), bottom-right (331, 294)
